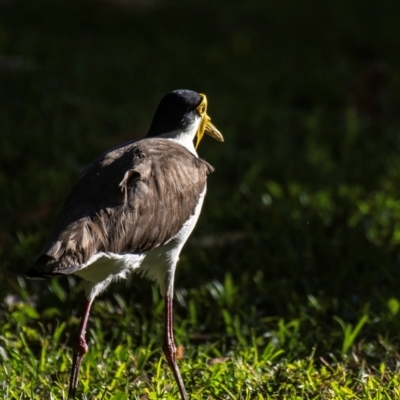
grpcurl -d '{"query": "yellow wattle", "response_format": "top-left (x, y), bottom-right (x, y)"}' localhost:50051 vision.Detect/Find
top-left (195, 115), bottom-right (210, 149)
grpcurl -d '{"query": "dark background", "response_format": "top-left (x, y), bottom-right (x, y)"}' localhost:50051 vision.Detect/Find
top-left (1, 0), bottom-right (400, 358)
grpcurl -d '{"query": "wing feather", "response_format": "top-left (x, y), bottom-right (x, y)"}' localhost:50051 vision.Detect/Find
top-left (30, 138), bottom-right (214, 275)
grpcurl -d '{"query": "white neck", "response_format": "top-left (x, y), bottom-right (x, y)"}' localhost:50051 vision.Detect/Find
top-left (156, 116), bottom-right (200, 156)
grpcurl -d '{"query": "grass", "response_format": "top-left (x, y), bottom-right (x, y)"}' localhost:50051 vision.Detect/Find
top-left (2, 277), bottom-right (400, 399)
top-left (2, 0), bottom-right (400, 398)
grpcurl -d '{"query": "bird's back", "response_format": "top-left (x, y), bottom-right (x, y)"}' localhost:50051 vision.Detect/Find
top-left (26, 138), bottom-right (214, 277)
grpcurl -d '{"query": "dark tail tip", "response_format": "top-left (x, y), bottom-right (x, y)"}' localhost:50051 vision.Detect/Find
top-left (24, 254), bottom-right (58, 280)
top-left (23, 266), bottom-right (47, 280)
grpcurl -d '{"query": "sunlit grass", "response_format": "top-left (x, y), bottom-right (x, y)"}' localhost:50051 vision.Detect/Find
top-left (2, 276), bottom-right (400, 399)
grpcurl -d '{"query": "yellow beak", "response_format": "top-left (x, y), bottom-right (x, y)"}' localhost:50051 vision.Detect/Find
top-left (194, 94), bottom-right (224, 149)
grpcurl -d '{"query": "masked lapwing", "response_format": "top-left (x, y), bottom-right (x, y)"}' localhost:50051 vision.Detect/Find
top-left (24, 89), bottom-right (224, 400)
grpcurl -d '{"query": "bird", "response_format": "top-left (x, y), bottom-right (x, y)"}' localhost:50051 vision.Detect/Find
top-left (24, 89), bottom-right (224, 400)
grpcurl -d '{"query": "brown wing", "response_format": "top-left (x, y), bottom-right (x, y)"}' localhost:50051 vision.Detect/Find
top-left (30, 138), bottom-right (214, 275)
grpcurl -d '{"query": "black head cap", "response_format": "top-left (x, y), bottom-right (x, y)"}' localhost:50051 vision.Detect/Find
top-left (146, 89), bottom-right (202, 137)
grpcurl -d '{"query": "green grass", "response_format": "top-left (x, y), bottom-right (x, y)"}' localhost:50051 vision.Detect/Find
top-left (2, 277), bottom-right (400, 399)
top-left (2, 0), bottom-right (400, 398)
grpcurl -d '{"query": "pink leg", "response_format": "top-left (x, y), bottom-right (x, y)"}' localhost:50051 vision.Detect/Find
top-left (162, 295), bottom-right (188, 400)
top-left (68, 298), bottom-right (93, 399)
